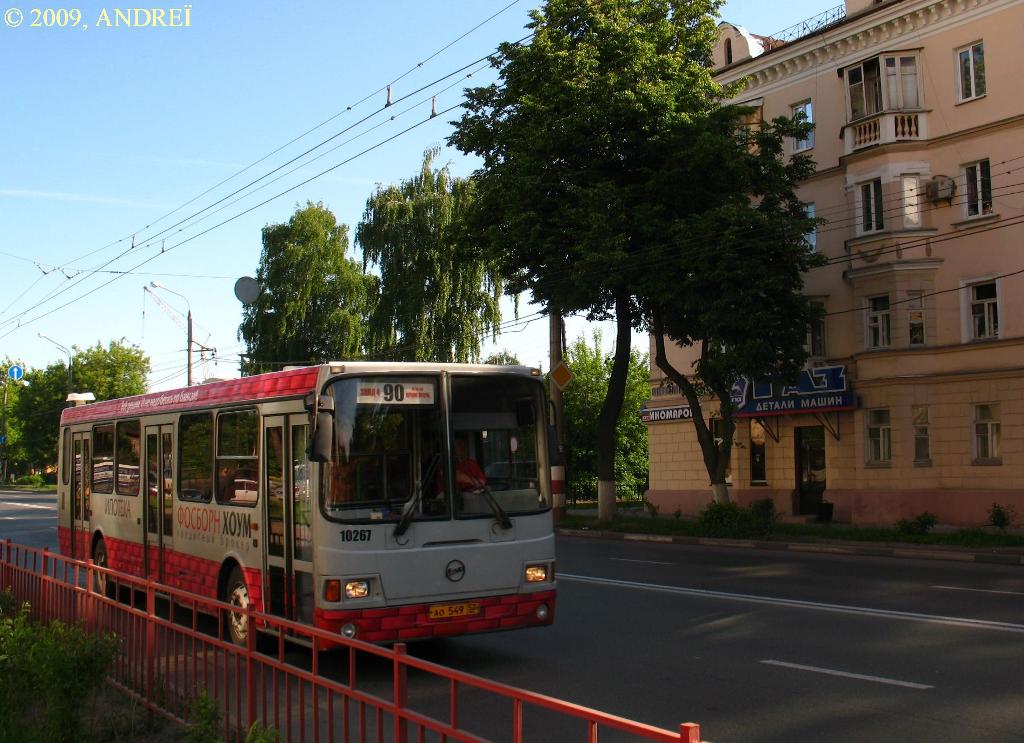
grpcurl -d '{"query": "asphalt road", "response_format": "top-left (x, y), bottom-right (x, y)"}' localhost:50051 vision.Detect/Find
top-left (3, 489), bottom-right (1022, 742)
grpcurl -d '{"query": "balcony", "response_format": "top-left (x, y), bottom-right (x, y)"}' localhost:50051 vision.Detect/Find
top-left (844, 111), bottom-right (927, 154)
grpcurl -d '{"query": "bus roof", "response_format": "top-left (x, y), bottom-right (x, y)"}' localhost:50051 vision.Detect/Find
top-left (58, 362), bottom-right (542, 426)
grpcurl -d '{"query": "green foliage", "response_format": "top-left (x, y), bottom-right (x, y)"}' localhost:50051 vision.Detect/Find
top-left (483, 350), bottom-right (521, 365)
top-left (14, 473), bottom-right (44, 486)
top-left (245, 720), bottom-right (281, 743)
top-left (357, 149), bottom-right (504, 363)
top-left (0, 599), bottom-right (118, 743)
top-left (13, 340), bottom-right (148, 471)
top-left (239, 202), bottom-right (377, 373)
top-left (185, 689), bottom-right (223, 743)
top-left (896, 511), bottom-right (938, 535)
top-left (450, 0), bottom-right (727, 502)
top-left (988, 503), bottom-right (1016, 533)
top-left (698, 498), bottom-right (778, 538)
top-left (562, 332), bottom-right (648, 501)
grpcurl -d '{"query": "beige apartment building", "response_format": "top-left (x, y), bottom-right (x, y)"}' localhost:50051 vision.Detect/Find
top-left (646, 0), bottom-right (1024, 526)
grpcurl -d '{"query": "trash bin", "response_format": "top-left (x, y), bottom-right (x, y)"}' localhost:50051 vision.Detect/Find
top-left (818, 501), bottom-right (834, 523)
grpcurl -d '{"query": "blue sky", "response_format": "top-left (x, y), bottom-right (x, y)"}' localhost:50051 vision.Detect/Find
top-left (1, 0), bottom-right (831, 389)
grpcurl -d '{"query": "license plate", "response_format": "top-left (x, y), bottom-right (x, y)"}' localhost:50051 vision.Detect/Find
top-left (427, 601), bottom-right (481, 621)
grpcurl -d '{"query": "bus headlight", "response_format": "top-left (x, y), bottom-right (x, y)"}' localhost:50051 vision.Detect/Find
top-left (524, 564), bottom-right (548, 583)
top-left (344, 580), bottom-right (370, 599)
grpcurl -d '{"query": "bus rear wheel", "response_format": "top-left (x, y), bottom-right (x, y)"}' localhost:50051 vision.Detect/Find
top-left (223, 566), bottom-right (250, 647)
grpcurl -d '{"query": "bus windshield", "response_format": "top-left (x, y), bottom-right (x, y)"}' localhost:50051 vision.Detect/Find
top-left (321, 374), bottom-right (549, 524)
top-left (449, 375), bottom-right (548, 518)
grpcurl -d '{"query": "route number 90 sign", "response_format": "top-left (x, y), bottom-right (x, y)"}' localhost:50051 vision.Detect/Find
top-left (357, 379), bottom-right (436, 405)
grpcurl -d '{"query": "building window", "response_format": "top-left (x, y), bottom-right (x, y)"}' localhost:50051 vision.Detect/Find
top-left (913, 406), bottom-right (930, 464)
top-left (847, 54), bottom-right (920, 119)
top-left (792, 100), bottom-right (814, 151)
top-left (885, 55), bottom-right (920, 109)
top-left (957, 41), bottom-right (986, 102)
top-left (807, 303), bottom-right (826, 358)
top-left (973, 404), bottom-right (1000, 462)
top-left (860, 179), bottom-right (884, 233)
top-left (963, 159), bottom-right (993, 218)
top-left (970, 281), bottom-right (998, 339)
top-left (867, 294), bottom-right (891, 348)
top-left (725, 38), bottom-right (733, 65)
top-left (907, 291), bottom-right (925, 346)
top-left (867, 409), bottom-right (892, 463)
top-left (804, 202), bottom-right (817, 252)
top-left (749, 420), bottom-right (767, 484)
top-left (902, 175), bottom-right (921, 228)
top-left (847, 58), bottom-right (881, 120)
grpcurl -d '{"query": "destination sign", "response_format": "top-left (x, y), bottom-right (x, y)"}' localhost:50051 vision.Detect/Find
top-left (356, 379), bottom-right (436, 406)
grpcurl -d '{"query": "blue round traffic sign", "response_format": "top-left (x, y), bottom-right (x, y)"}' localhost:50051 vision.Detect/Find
top-left (7, 364), bottom-right (24, 382)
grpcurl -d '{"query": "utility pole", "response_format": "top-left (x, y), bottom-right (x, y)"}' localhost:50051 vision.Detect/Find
top-left (186, 309), bottom-right (193, 387)
top-left (549, 311), bottom-right (567, 522)
top-left (1, 377), bottom-right (8, 483)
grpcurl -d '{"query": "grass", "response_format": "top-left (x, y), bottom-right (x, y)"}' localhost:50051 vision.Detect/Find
top-left (1, 484), bottom-right (57, 492)
top-left (558, 513), bottom-right (1024, 549)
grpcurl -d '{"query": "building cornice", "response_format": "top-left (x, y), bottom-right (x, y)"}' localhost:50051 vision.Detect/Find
top-left (720, 0), bottom-right (1011, 96)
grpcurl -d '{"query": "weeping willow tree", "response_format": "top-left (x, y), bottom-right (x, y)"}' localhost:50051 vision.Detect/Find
top-left (239, 202), bottom-right (377, 374)
top-left (356, 148), bottom-right (505, 362)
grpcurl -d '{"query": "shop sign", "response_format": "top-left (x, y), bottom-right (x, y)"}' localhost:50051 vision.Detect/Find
top-left (642, 365), bottom-right (855, 423)
top-left (641, 405), bottom-right (693, 423)
top-left (735, 365), bottom-right (855, 417)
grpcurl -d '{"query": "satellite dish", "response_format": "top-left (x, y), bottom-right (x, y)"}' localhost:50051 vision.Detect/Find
top-left (234, 276), bottom-right (261, 305)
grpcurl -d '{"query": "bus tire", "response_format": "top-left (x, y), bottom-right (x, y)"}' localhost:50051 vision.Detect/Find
top-left (92, 539), bottom-right (114, 599)
top-left (223, 565), bottom-right (250, 647)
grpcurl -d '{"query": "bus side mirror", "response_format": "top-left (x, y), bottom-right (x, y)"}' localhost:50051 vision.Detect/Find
top-left (548, 425), bottom-right (562, 467)
top-left (306, 393), bottom-right (335, 463)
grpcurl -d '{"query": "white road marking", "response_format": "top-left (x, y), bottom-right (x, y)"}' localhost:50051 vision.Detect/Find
top-left (760, 660), bottom-right (933, 690)
top-left (932, 585), bottom-right (1024, 597)
top-left (559, 573), bottom-right (1024, 634)
top-left (0, 502), bottom-right (54, 510)
top-left (610, 558), bottom-right (675, 566)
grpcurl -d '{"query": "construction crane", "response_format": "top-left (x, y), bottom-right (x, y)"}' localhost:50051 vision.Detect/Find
top-left (143, 285), bottom-right (215, 385)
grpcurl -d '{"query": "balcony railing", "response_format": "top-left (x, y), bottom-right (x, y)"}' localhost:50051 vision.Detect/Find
top-left (844, 111), bottom-right (926, 153)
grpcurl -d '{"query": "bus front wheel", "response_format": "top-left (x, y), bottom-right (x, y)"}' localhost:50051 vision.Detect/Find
top-left (223, 565), bottom-right (250, 647)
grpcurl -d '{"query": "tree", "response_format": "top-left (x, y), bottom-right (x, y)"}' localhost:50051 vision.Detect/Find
top-left (356, 149), bottom-right (504, 363)
top-left (562, 333), bottom-right (649, 505)
top-left (239, 202), bottom-right (377, 373)
top-left (644, 108), bottom-right (822, 503)
top-left (450, 0), bottom-right (725, 519)
top-left (482, 350), bottom-right (521, 365)
top-left (14, 340), bottom-right (148, 470)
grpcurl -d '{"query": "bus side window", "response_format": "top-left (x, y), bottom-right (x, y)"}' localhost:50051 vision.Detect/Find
top-left (216, 409), bottom-right (258, 506)
top-left (179, 412), bottom-right (213, 502)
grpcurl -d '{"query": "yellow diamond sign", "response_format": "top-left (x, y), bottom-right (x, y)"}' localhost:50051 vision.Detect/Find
top-left (549, 361), bottom-right (573, 391)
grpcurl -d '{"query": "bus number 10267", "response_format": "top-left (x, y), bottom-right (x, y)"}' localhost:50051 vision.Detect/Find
top-left (340, 529), bottom-right (372, 542)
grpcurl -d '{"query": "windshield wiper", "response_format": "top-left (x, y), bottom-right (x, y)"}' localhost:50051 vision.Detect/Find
top-left (394, 453), bottom-right (441, 539)
top-left (480, 485), bottom-right (513, 531)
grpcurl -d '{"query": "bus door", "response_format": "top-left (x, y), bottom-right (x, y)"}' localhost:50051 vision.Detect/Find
top-left (264, 416), bottom-right (314, 625)
top-left (69, 431), bottom-right (91, 560)
top-left (143, 425), bottom-right (174, 584)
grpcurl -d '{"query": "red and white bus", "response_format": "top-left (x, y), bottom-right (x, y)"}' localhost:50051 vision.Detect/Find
top-left (57, 362), bottom-right (557, 644)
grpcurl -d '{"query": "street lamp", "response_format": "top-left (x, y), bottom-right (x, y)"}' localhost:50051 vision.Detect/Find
top-left (149, 281), bottom-right (194, 386)
top-left (37, 333), bottom-right (73, 392)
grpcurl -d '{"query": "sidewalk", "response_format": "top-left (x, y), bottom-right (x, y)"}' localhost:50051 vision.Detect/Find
top-left (556, 523), bottom-right (1024, 566)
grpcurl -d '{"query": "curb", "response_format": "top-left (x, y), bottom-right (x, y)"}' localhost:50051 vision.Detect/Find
top-left (556, 528), bottom-right (1024, 566)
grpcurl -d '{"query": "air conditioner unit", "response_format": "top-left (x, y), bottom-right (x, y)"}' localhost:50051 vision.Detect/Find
top-left (925, 175), bottom-right (956, 203)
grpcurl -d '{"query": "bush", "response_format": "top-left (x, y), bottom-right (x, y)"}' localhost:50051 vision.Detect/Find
top-left (896, 511), bottom-right (938, 535)
top-left (698, 499), bottom-right (777, 539)
top-left (14, 473), bottom-right (44, 486)
top-left (185, 688), bottom-right (223, 743)
top-left (0, 597), bottom-right (118, 743)
top-left (988, 503), bottom-right (1016, 533)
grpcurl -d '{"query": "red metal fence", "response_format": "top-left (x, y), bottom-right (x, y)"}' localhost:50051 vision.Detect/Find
top-left (0, 539), bottom-right (704, 743)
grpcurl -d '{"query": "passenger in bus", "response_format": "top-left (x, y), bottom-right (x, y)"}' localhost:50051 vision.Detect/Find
top-left (453, 437), bottom-right (487, 493)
